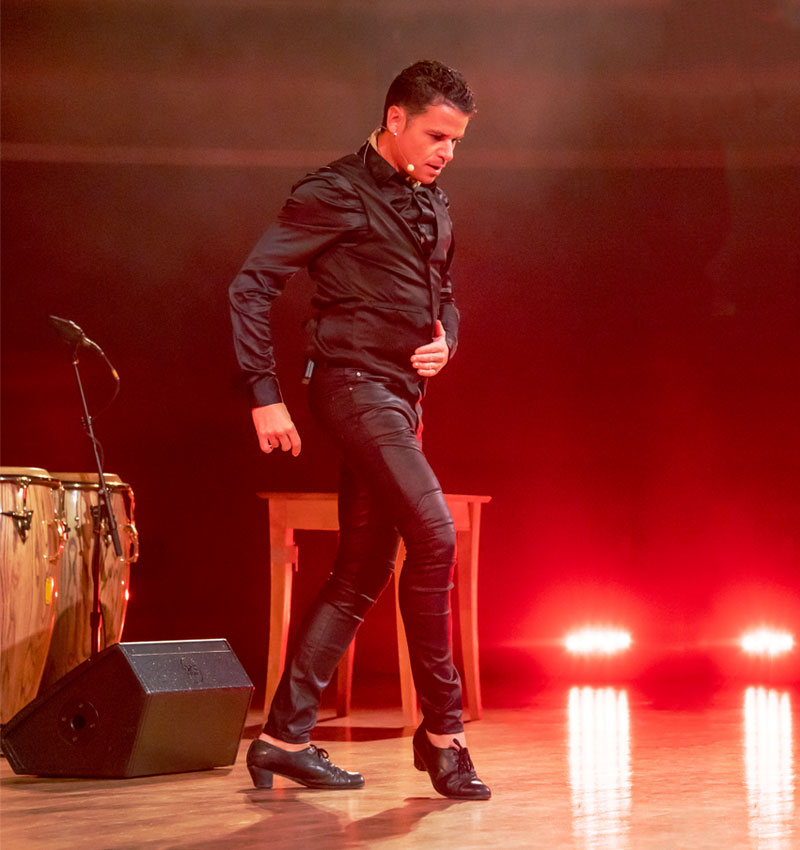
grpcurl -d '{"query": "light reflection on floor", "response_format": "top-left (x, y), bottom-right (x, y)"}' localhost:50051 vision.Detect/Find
top-left (744, 688), bottom-right (794, 850)
top-left (564, 685), bottom-right (796, 849)
top-left (568, 687), bottom-right (632, 849)
top-left (2, 682), bottom-right (798, 849)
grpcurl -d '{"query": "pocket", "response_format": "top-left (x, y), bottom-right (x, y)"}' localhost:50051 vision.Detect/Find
top-left (309, 367), bottom-right (351, 398)
top-left (354, 388), bottom-right (417, 439)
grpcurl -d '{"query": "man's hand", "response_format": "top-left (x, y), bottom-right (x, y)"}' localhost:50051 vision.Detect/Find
top-left (411, 320), bottom-right (450, 378)
top-left (251, 403), bottom-right (302, 456)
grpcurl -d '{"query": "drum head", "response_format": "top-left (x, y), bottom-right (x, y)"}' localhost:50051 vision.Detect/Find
top-left (1, 466), bottom-right (52, 477)
top-left (51, 473), bottom-right (126, 489)
top-left (0, 467), bottom-right (60, 487)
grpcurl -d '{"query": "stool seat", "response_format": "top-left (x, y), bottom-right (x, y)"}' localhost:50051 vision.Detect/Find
top-left (257, 491), bottom-right (490, 727)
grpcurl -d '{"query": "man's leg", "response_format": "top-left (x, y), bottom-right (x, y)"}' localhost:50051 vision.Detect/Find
top-left (308, 368), bottom-right (463, 737)
top-left (247, 458), bottom-right (400, 790)
top-left (264, 462), bottom-right (399, 743)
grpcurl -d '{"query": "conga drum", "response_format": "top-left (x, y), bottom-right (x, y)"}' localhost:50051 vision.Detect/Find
top-left (0, 467), bottom-right (65, 723)
top-left (39, 473), bottom-right (139, 691)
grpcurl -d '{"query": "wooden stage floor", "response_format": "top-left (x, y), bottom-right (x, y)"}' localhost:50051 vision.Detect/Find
top-left (1, 685), bottom-right (797, 849)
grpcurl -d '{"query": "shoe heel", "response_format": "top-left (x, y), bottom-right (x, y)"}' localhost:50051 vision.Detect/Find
top-left (413, 748), bottom-right (427, 772)
top-left (248, 764), bottom-right (275, 789)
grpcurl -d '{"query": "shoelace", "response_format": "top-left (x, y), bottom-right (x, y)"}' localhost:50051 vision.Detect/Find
top-left (452, 740), bottom-right (476, 775)
top-left (309, 745), bottom-right (353, 779)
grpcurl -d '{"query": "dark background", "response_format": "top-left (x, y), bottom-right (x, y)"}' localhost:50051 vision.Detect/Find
top-left (3, 0), bottom-right (799, 705)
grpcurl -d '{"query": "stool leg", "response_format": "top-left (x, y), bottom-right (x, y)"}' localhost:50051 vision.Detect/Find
top-left (457, 503), bottom-right (483, 721)
top-left (265, 502), bottom-right (296, 725)
top-left (394, 541), bottom-right (418, 726)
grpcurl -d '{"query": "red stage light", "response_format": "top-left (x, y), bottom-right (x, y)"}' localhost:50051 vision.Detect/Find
top-left (740, 628), bottom-right (794, 657)
top-left (565, 627), bottom-right (632, 655)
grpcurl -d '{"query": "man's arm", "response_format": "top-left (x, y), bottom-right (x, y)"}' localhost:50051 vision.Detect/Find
top-left (229, 171), bottom-right (364, 408)
top-left (411, 238), bottom-right (460, 377)
top-left (229, 171), bottom-right (364, 454)
top-left (438, 237), bottom-right (460, 357)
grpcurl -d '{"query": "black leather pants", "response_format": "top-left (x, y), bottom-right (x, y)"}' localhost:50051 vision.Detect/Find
top-left (264, 366), bottom-right (464, 743)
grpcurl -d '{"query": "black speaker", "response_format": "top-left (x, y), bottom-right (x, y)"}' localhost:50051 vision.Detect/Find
top-left (1, 639), bottom-right (254, 778)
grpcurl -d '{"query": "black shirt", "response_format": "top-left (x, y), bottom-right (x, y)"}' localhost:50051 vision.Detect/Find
top-left (229, 140), bottom-right (460, 407)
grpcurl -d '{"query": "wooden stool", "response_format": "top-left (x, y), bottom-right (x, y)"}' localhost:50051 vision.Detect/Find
top-left (257, 491), bottom-right (490, 727)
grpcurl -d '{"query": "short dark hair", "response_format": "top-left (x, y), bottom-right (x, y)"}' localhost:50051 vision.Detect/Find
top-left (382, 60), bottom-right (476, 125)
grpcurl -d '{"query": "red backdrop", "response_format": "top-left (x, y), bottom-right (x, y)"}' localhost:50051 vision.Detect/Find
top-left (3, 0), bottom-right (799, 702)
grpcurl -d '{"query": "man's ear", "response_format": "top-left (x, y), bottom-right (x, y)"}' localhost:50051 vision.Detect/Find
top-left (385, 104), bottom-right (406, 134)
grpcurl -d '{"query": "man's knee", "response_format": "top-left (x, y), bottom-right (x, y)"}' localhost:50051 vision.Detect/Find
top-left (322, 567), bottom-right (394, 620)
top-left (401, 524), bottom-right (456, 593)
top-left (430, 522), bottom-right (456, 566)
top-left (404, 489), bottom-right (456, 566)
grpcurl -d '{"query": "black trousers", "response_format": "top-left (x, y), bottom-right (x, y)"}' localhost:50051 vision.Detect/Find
top-left (264, 366), bottom-right (464, 743)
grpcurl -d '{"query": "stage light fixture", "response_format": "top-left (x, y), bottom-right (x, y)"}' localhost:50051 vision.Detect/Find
top-left (565, 627), bottom-right (632, 655)
top-left (740, 628), bottom-right (794, 657)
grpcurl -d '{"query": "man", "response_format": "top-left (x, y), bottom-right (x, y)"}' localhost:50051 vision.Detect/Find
top-left (229, 60), bottom-right (490, 800)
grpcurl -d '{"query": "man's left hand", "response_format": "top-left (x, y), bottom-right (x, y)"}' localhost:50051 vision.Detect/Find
top-left (411, 320), bottom-right (450, 378)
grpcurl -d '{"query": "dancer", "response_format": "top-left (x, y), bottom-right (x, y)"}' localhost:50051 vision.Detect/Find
top-left (230, 59), bottom-right (489, 800)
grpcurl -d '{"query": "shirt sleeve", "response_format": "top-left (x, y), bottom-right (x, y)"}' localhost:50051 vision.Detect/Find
top-left (438, 237), bottom-right (460, 358)
top-left (229, 170), bottom-right (365, 407)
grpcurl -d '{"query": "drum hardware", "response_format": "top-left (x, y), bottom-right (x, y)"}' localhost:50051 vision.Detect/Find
top-left (68, 487), bottom-right (139, 562)
top-left (0, 476), bottom-right (35, 542)
top-left (0, 508), bottom-right (34, 542)
top-left (124, 522), bottom-right (140, 564)
top-left (54, 518), bottom-right (68, 560)
top-left (98, 510), bottom-right (139, 560)
top-left (0, 477), bottom-right (65, 553)
top-left (120, 486), bottom-right (139, 563)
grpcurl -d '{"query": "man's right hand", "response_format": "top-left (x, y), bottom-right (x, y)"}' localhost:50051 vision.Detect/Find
top-left (251, 403), bottom-right (302, 456)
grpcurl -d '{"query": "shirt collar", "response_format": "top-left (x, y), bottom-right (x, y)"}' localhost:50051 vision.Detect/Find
top-left (361, 131), bottom-right (426, 190)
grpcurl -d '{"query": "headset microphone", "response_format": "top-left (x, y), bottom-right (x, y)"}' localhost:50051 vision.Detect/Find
top-left (396, 137), bottom-right (415, 174)
top-left (385, 127), bottom-right (415, 175)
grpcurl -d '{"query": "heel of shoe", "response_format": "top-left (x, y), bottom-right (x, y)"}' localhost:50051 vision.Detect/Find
top-left (248, 764), bottom-right (275, 789)
top-left (413, 747), bottom-right (427, 772)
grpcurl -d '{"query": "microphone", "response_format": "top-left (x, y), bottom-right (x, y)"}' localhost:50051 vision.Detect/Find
top-left (395, 137), bottom-right (415, 174)
top-left (50, 315), bottom-right (103, 353)
top-left (49, 315), bottom-right (119, 381)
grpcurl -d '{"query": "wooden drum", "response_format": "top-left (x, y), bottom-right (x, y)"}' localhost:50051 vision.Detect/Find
top-left (39, 473), bottom-right (139, 691)
top-left (0, 467), bottom-right (66, 723)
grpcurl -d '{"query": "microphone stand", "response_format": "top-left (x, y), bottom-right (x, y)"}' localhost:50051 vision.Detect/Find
top-left (69, 342), bottom-right (123, 659)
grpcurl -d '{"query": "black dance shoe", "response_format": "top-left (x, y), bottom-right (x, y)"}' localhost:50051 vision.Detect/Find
top-left (246, 738), bottom-right (365, 790)
top-left (412, 724), bottom-right (491, 800)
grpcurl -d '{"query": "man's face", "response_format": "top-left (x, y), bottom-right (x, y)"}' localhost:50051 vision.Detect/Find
top-left (386, 102), bottom-right (471, 184)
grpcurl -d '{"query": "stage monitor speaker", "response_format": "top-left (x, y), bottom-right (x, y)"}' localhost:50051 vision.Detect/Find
top-left (1, 639), bottom-right (254, 778)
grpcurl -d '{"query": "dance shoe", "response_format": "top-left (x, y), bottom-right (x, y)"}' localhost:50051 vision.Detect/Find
top-left (412, 724), bottom-right (491, 800)
top-left (246, 738), bottom-right (365, 790)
